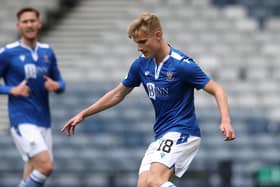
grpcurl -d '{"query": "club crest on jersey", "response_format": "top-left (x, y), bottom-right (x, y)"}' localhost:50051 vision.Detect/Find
top-left (19, 55), bottom-right (25, 62)
top-left (43, 54), bottom-right (49, 63)
top-left (166, 71), bottom-right (173, 81)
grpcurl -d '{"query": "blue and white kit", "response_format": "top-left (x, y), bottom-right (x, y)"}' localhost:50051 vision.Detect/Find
top-left (0, 41), bottom-right (65, 128)
top-left (122, 46), bottom-right (210, 139)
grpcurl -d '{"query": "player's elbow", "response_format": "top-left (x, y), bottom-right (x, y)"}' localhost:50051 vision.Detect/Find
top-left (204, 80), bottom-right (225, 96)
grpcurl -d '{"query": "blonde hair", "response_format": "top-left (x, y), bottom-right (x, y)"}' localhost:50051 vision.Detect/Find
top-left (128, 13), bottom-right (162, 39)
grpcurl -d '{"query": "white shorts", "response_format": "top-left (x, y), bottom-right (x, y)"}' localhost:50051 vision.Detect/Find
top-left (10, 124), bottom-right (53, 162)
top-left (139, 132), bottom-right (201, 178)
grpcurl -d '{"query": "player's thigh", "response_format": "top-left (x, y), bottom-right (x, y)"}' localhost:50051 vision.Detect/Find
top-left (138, 163), bottom-right (174, 187)
top-left (151, 132), bottom-right (201, 178)
top-left (40, 126), bottom-right (53, 160)
top-left (31, 150), bottom-right (53, 170)
top-left (150, 162), bottom-right (174, 181)
top-left (30, 127), bottom-right (53, 174)
top-left (137, 171), bottom-right (149, 187)
top-left (10, 124), bottom-right (52, 162)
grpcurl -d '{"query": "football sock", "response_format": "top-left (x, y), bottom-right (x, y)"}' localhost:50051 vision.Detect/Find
top-left (23, 170), bottom-right (47, 187)
top-left (159, 181), bottom-right (177, 187)
top-left (18, 180), bottom-right (25, 187)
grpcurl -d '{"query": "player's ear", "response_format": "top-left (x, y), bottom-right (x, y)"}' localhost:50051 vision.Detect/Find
top-left (16, 21), bottom-right (20, 29)
top-left (155, 30), bottom-right (162, 40)
top-left (38, 20), bottom-right (43, 29)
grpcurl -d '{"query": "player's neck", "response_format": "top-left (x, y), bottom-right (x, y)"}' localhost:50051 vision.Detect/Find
top-left (154, 42), bottom-right (170, 64)
top-left (21, 37), bottom-right (37, 49)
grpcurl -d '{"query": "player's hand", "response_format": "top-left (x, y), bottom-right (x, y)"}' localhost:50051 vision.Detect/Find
top-left (11, 80), bottom-right (30, 96)
top-left (220, 122), bottom-right (236, 141)
top-left (61, 112), bottom-right (84, 136)
top-left (44, 76), bottom-right (60, 92)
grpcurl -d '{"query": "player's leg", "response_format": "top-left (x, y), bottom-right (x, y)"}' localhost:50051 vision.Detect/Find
top-left (23, 150), bottom-right (53, 187)
top-left (137, 140), bottom-right (174, 187)
top-left (11, 124), bottom-right (53, 187)
top-left (138, 139), bottom-right (158, 187)
top-left (29, 126), bottom-right (53, 176)
top-left (138, 171), bottom-right (149, 187)
top-left (29, 150), bottom-right (53, 175)
top-left (138, 164), bottom-right (175, 187)
top-left (147, 162), bottom-right (174, 187)
top-left (138, 132), bottom-right (201, 187)
top-left (18, 161), bottom-right (34, 187)
top-left (23, 161), bottom-right (34, 179)
top-left (23, 125), bottom-right (53, 186)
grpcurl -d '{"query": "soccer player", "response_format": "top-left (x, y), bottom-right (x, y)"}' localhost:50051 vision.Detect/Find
top-left (0, 7), bottom-right (65, 187)
top-left (61, 13), bottom-right (235, 187)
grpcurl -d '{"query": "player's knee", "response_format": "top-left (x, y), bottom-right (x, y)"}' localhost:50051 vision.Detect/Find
top-left (39, 160), bottom-right (53, 176)
top-left (147, 180), bottom-right (160, 187)
top-left (44, 161), bottom-right (53, 175)
top-left (146, 175), bottom-right (162, 187)
top-left (33, 151), bottom-right (54, 176)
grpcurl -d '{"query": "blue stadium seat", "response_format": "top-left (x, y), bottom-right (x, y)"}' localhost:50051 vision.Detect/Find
top-left (212, 0), bottom-right (280, 28)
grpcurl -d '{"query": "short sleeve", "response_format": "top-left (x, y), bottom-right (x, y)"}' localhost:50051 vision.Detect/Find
top-left (176, 58), bottom-right (210, 89)
top-left (122, 58), bottom-right (141, 88)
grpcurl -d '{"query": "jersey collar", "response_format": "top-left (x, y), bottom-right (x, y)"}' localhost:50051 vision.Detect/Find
top-left (154, 48), bottom-right (171, 80)
top-left (19, 40), bottom-right (39, 62)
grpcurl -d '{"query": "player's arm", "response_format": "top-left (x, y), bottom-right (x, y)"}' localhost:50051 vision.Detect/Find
top-left (203, 80), bottom-right (236, 141)
top-left (61, 83), bottom-right (133, 136)
top-left (44, 50), bottom-right (65, 93)
top-left (44, 75), bottom-right (64, 93)
top-left (0, 48), bottom-right (30, 96)
top-left (10, 80), bottom-right (30, 96)
top-left (0, 79), bottom-right (30, 96)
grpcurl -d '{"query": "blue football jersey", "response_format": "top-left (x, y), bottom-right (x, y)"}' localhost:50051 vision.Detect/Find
top-left (0, 41), bottom-right (65, 128)
top-left (122, 46), bottom-right (210, 139)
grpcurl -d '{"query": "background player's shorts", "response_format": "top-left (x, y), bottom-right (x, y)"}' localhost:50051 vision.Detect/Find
top-left (139, 132), bottom-right (201, 178)
top-left (10, 123), bottom-right (53, 162)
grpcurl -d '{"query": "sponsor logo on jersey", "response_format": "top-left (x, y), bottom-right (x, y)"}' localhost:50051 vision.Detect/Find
top-left (146, 82), bottom-right (169, 100)
top-left (24, 64), bottom-right (37, 79)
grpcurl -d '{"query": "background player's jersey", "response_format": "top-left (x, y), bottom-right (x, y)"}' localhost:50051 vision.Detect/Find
top-left (123, 46), bottom-right (210, 139)
top-left (0, 41), bottom-right (65, 128)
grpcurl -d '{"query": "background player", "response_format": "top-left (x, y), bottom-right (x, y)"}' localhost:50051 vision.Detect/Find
top-left (0, 7), bottom-right (65, 187)
top-left (61, 13), bottom-right (235, 187)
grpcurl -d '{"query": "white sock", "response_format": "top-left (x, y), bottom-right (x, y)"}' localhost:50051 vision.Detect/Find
top-left (159, 181), bottom-right (176, 187)
top-left (24, 170), bottom-right (47, 187)
top-left (18, 180), bottom-right (25, 187)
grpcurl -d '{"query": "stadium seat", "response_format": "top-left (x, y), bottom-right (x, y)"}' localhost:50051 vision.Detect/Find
top-left (1, 0), bottom-right (280, 186)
